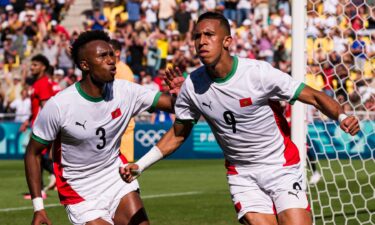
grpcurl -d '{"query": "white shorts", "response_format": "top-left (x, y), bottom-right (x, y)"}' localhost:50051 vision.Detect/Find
top-left (65, 179), bottom-right (139, 225)
top-left (226, 162), bottom-right (310, 220)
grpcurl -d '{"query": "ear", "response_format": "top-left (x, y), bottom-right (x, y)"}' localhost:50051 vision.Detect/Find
top-left (223, 35), bottom-right (232, 50)
top-left (80, 60), bottom-right (89, 71)
top-left (115, 50), bottom-right (121, 58)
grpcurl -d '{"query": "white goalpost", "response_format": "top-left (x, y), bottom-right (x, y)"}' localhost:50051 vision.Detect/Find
top-left (292, 0), bottom-right (375, 224)
top-left (291, 0), bottom-right (307, 180)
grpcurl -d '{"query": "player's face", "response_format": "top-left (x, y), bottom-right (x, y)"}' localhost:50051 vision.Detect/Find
top-left (193, 19), bottom-right (230, 66)
top-left (81, 40), bottom-right (116, 83)
top-left (30, 61), bottom-right (45, 77)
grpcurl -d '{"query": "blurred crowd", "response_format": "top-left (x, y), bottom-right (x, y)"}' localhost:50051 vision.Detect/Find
top-left (0, 0), bottom-right (374, 123)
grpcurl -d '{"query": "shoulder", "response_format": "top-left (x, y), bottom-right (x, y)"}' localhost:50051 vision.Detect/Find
top-left (235, 57), bottom-right (269, 80)
top-left (237, 57), bottom-right (268, 70)
top-left (113, 78), bottom-right (134, 88)
top-left (33, 76), bottom-right (49, 87)
top-left (52, 83), bottom-right (79, 101)
top-left (189, 65), bottom-right (206, 83)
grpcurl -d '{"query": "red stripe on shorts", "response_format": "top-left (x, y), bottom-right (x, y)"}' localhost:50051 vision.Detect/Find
top-left (235, 202), bottom-right (242, 213)
top-left (225, 160), bottom-right (238, 175)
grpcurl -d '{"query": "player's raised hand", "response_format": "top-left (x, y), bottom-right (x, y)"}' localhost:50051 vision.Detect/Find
top-left (119, 164), bottom-right (141, 183)
top-left (164, 67), bottom-right (185, 95)
top-left (340, 116), bottom-right (360, 136)
top-left (32, 210), bottom-right (52, 225)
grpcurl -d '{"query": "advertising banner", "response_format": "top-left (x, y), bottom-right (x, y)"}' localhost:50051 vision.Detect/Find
top-left (1, 121), bottom-right (373, 160)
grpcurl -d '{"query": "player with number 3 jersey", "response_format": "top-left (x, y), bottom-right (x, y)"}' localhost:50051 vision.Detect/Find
top-left (121, 12), bottom-right (360, 225)
top-left (24, 30), bottom-right (176, 225)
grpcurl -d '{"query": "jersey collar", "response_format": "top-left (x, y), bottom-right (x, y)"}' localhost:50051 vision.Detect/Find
top-left (211, 56), bottom-right (238, 83)
top-left (75, 82), bottom-right (103, 102)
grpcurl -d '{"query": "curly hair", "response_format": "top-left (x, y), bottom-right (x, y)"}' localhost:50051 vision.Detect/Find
top-left (71, 30), bottom-right (111, 70)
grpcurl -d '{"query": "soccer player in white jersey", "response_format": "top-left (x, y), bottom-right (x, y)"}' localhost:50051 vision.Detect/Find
top-left (121, 12), bottom-right (360, 225)
top-left (24, 30), bottom-right (177, 225)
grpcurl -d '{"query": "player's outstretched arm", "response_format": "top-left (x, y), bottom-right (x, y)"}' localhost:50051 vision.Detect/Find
top-left (24, 139), bottom-right (52, 225)
top-left (154, 93), bottom-right (177, 113)
top-left (120, 122), bottom-right (194, 183)
top-left (297, 85), bottom-right (360, 136)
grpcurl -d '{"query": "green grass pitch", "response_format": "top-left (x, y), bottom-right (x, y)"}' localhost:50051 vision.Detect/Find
top-left (0, 159), bottom-right (373, 225)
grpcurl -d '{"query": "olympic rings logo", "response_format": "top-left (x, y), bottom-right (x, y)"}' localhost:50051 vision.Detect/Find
top-left (135, 129), bottom-right (166, 147)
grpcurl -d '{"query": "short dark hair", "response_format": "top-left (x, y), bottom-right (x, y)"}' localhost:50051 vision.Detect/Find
top-left (109, 39), bottom-right (122, 51)
top-left (71, 30), bottom-right (111, 69)
top-left (197, 12), bottom-right (230, 35)
top-left (31, 54), bottom-right (50, 68)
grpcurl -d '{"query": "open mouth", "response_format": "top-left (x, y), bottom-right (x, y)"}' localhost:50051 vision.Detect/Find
top-left (110, 67), bottom-right (116, 75)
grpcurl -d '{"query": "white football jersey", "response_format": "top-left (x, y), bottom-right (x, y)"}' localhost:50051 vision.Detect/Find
top-left (32, 80), bottom-right (161, 204)
top-left (175, 57), bottom-right (305, 166)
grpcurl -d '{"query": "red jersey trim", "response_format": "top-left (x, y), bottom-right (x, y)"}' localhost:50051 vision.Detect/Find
top-left (268, 101), bottom-right (300, 166)
top-left (53, 133), bottom-right (84, 205)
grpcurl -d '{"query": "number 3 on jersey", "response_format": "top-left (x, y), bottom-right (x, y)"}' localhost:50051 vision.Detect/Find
top-left (223, 111), bottom-right (237, 133)
top-left (96, 127), bottom-right (106, 149)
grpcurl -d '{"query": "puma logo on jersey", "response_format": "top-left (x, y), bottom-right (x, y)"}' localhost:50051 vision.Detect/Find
top-left (75, 121), bottom-right (87, 130)
top-left (288, 191), bottom-right (299, 199)
top-left (202, 101), bottom-right (212, 110)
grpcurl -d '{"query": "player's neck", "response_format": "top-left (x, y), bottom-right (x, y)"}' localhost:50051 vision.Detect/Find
top-left (79, 77), bottom-right (105, 98)
top-left (206, 55), bottom-right (234, 79)
top-left (36, 73), bottom-right (45, 80)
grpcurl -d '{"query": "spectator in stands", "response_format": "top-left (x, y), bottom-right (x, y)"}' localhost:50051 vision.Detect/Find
top-left (50, 20), bottom-right (70, 40)
top-left (19, 2), bottom-right (36, 23)
top-left (9, 88), bottom-right (31, 123)
top-left (186, 0), bottom-right (199, 22)
top-left (142, 73), bottom-right (159, 91)
top-left (23, 15), bottom-right (38, 47)
top-left (254, 0), bottom-right (269, 28)
top-left (127, 0), bottom-right (141, 27)
top-left (53, 68), bottom-right (68, 90)
top-left (158, 0), bottom-right (176, 30)
top-left (57, 34), bottom-right (73, 75)
top-left (88, 7), bottom-right (107, 31)
top-left (223, 0), bottom-right (238, 22)
top-left (351, 34), bottom-right (367, 71)
top-left (146, 39), bottom-right (161, 78)
top-left (174, 2), bottom-right (194, 41)
top-left (236, 0), bottom-right (251, 25)
top-left (42, 38), bottom-right (58, 67)
top-left (141, 0), bottom-right (159, 30)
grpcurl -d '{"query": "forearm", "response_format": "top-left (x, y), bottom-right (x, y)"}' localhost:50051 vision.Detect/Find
top-left (298, 86), bottom-right (345, 120)
top-left (314, 91), bottom-right (344, 120)
top-left (24, 148), bottom-right (43, 198)
top-left (156, 125), bottom-right (186, 157)
top-left (156, 94), bottom-right (176, 113)
top-left (136, 123), bottom-right (192, 172)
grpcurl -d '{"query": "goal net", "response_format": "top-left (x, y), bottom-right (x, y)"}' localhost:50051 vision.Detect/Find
top-left (304, 0), bottom-right (375, 224)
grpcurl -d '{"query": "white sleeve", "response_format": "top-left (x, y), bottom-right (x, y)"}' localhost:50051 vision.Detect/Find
top-left (260, 62), bottom-right (305, 104)
top-left (32, 98), bottom-right (61, 144)
top-left (131, 82), bottom-right (161, 116)
top-left (175, 79), bottom-right (201, 123)
top-left (9, 100), bottom-right (18, 109)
